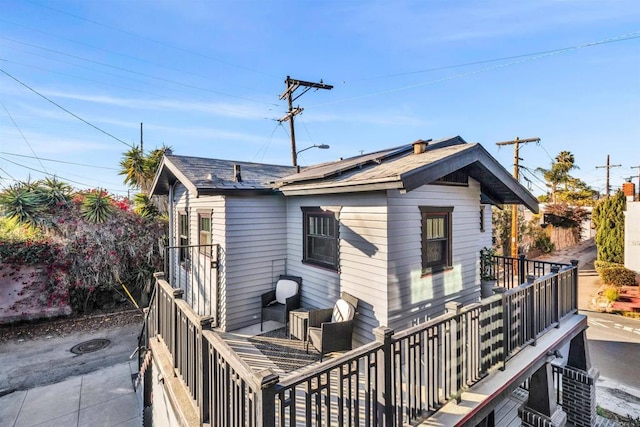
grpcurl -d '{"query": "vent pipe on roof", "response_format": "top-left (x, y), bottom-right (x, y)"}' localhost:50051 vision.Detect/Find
top-left (234, 164), bottom-right (242, 182)
top-left (413, 139), bottom-right (429, 154)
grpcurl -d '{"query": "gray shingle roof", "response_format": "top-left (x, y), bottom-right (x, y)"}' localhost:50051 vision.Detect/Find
top-left (148, 136), bottom-right (538, 212)
top-left (150, 155), bottom-right (297, 196)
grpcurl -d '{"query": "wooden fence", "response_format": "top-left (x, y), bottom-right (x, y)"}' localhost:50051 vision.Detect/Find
top-left (144, 257), bottom-right (578, 427)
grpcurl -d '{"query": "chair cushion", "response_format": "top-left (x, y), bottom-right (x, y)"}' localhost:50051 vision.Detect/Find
top-left (275, 279), bottom-right (298, 304)
top-left (332, 299), bottom-right (355, 322)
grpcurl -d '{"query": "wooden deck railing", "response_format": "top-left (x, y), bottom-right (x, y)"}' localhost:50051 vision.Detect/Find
top-left (146, 259), bottom-right (579, 427)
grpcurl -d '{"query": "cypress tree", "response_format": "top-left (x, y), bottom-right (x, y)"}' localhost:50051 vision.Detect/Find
top-left (593, 191), bottom-right (626, 263)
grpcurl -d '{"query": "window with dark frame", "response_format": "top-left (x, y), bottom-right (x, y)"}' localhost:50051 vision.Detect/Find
top-left (302, 207), bottom-right (338, 270)
top-left (179, 213), bottom-right (189, 262)
top-left (199, 213), bottom-right (212, 256)
top-left (420, 206), bottom-right (453, 273)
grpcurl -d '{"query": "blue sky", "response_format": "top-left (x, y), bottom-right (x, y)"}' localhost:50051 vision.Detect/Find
top-left (1, 0), bottom-right (638, 197)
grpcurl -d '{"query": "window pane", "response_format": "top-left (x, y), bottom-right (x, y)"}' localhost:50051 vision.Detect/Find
top-left (421, 207), bottom-right (453, 271)
top-left (303, 209), bottom-right (338, 269)
top-left (426, 240), bottom-right (445, 266)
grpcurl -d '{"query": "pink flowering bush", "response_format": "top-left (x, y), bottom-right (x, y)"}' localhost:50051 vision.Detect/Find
top-left (0, 182), bottom-right (167, 313)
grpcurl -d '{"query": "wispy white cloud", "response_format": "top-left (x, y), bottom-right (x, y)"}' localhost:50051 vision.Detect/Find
top-left (40, 90), bottom-right (275, 120)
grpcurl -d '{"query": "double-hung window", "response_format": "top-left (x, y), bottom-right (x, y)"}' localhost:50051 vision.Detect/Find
top-left (179, 213), bottom-right (189, 262)
top-left (420, 206), bottom-right (453, 273)
top-left (302, 207), bottom-right (338, 270)
top-left (199, 213), bottom-right (212, 256)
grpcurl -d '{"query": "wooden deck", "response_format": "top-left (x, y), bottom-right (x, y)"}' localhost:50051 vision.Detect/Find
top-left (223, 322), bottom-right (532, 427)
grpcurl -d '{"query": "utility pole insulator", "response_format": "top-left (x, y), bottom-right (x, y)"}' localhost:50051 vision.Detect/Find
top-left (596, 155), bottom-right (622, 197)
top-left (495, 136), bottom-right (540, 259)
top-left (279, 76), bottom-right (333, 166)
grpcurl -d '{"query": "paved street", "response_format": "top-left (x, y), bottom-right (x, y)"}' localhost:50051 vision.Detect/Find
top-left (576, 258), bottom-right (640, 419)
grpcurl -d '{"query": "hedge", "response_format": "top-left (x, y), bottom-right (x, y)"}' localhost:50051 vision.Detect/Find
top-left (600, 266), bottom-right (638, 287)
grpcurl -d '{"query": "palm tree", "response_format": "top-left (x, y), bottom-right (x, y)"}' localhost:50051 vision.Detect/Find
top-left (119, 146), bottom-right (149, 192)
top-left (119, 145), bottom-right (171, 194)
top-left (554, 151), bottom-right (579, 190)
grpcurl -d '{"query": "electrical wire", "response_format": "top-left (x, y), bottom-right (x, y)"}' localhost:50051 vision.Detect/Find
top-left (357, 32), bottom-right (640, 81)
top-left (251, 122), bottom-right (281, 163)
top-left (0, 100), bottom-right (48, 173)
top-left (0, 68), bottom-right (133, 148)
top-left (1, 37), bottom-right (279, 107)
top-left (315, 32), bottom-right (640, 106)
top-left (23, 0), bottom-right (278, 79)
top-left (0, 152), bottom-right (119, 170)
top-left (0, 156), bottom-right (128, 194)
top-left (0, 17), bottom-right (269, 95)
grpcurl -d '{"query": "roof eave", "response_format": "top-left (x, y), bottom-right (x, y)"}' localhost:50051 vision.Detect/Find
top-left (399, 144), bottom-right (539, 213)
top-left (149, 156), bottom-right (198, 197)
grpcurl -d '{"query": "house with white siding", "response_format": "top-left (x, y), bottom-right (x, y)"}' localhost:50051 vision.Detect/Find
top-left (149, 135), bottom-right (538, 344)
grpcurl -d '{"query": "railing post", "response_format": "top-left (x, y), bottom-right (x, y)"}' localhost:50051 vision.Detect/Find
top-left (199, 317), bottom-right (213, 424)
top-left (570, 260), bottom-right (579, 312)
top-left (518, 255), bottom-right (526, 286)
top-left (446, 302), bottom-right (464, 401)
top-left (492, 287), bottom-right (508, 370)
top-left (527, 276), bottom-right (537, 345)
top-left (171, 287), bottom-right (184, 368)
top-left (550, 266), bottom-right (560, 327)
top-left (374, 326), bottom-right (394, 427)
top-left (153, 272), bottom-right (164, 337)
top-left (255, 369), bottom-right (279, 427)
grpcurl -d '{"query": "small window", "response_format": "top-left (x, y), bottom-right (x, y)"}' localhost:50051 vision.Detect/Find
top-left (302, 207), bottom-right (338, 270)
top-left (199, 213), bottom-right (212, 256)
top-left (480, 205), bottom-right (486, 232)
top-left (420, 206), bottom-right (453, 273)
top-left (179, 213), bottom-right (189, 261)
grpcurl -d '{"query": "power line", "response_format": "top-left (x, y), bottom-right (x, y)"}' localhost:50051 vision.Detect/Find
top-left (0, 156), bottom-right (127, 194)
top-left (495, 136), bottom-right (540, 258)
top-left (316, 32), bottom-right (640, 106)
top-left (358, 32), bottom-right (640, 81)
top-left (0, 17), bottom-right (268, 93)
top-left (23, 0), bottom-right (278, 79)
top-left (2, 37), bottom-right (279, 107)
top-left (0, 166), bottom-right (17, 183)
top-left (0, 152), bottom-right (119, 170)
top-left (0, 67), bottom-right (133, 148)
top-left (0, 100), bottom-right (48, 173)
top-left (595, 155), bottom-right (622, 197)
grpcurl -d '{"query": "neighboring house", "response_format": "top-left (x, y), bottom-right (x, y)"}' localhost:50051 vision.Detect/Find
top-left (149, 136), bottom-right (538, 343)
top-left (624, 199), bottom-right (640, 272)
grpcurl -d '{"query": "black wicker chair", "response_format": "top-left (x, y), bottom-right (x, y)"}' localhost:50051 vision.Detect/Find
top-left (306, 292), bottom-right (359, 360)
top-left (260, 275), bottom-right (302, 331)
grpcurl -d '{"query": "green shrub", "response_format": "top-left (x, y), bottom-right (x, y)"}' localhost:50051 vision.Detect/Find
top-left (593, 191), bottom-right (626, 264)
top-left (595, 260), bottom-right (623, 274)
top-left (532, 233), bottom-right (555, 253)
top-left (602, 287), bottom-right (620, 302)
top-left (600, 267), bottom-right (638, 287)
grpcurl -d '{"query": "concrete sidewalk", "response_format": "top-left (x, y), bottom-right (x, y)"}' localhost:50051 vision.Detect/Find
top-left (0, 361), bottom-right (141, 427)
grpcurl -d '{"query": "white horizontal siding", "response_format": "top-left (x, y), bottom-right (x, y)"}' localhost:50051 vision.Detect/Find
top-left (387, 180), bottom-right (485, 331)
top-left (285, 194), bottom-right (388, 344)
top-left (224, 195), bottom-right (288, 331)
top-left (171, 187), bottom-right (226, 322)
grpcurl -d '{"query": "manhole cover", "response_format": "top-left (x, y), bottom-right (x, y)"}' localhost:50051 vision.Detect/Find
top-left (70, 339), bottom-right (111, 354)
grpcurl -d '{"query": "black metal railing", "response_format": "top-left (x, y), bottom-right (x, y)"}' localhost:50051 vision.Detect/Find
top-left (144, 257), bottom-right (580, 426)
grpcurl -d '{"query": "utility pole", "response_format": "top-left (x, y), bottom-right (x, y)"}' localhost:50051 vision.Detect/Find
top-left (595, 155), bottom-right (621, 197)
top-left (496, 136), bottom-right (540, 258)
top-left (631, 165), bottom-right (640, 199)
top-left (279, 76), bottom-right (333, 166)
top-left (140, 122), bottom-right (143, 153)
